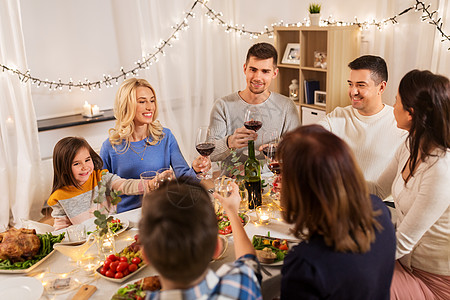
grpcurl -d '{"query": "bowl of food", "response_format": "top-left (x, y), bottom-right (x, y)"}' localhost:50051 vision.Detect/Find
top-left (252, 235), bottom-right (298, 265)
top-left (216, 212), bottom-right (249, 236)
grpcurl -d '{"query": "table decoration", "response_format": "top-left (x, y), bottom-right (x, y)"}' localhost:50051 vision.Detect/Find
top-left (256, 205), bottom-right (273, 225)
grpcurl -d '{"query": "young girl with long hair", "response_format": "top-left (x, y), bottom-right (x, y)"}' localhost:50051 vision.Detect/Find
top-left (49, 137), bottom-right (151, 230)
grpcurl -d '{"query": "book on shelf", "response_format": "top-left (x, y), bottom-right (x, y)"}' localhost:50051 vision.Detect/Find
top-left (304, 80), bottom-right (320, 105)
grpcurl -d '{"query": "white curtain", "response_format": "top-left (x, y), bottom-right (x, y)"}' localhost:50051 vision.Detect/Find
top-left (108, 0), bottom-right (248, 161)
top-left (0, 0), bottom-right (44, 229)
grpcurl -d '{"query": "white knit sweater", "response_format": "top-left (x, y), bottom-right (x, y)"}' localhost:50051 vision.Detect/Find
top-left (318, 105), bottom-right (407, 181)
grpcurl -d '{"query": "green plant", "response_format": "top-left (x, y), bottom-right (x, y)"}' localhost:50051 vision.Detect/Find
top-left (308, 3), bottom-right (321, 14)
top-left (93, 170), bottom-right (122, 236)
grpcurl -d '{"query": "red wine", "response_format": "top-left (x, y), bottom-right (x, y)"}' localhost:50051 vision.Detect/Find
top-left (268, 162), bottom-right (281, 174)
top-left (262, 146), bottom-right (276, 159)
top-left (196, 142), bottom-right (215, 156)
top-left (244, 120), bottom-right (262, 132)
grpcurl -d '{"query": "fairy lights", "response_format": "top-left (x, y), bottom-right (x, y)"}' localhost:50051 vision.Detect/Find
top-left (0, 0), bottom-right (448, 91)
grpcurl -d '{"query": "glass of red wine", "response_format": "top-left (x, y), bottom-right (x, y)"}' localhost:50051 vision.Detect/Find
top-left (244, 106), bottom-right (262, 155)
top-left (195, 126), bottom-right (215, 179)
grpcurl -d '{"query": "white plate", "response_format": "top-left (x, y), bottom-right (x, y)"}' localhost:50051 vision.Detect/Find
top-left (0, 250), bottom-right (56, 274)
top-left (111, 274), bottom-right (160, 299)
top-left (0, 276), bottom-right (43, 300)
top-left (218, 213), bottom-right (250, 237)
top-left (253, 235), bottom-right (299, 266)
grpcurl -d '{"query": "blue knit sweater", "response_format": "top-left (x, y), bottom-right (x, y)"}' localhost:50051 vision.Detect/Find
top-left (100, 127), bottom-right (197, 212)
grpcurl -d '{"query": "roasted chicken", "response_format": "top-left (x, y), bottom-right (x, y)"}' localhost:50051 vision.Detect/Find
top-left (0, 228), bottom-right (41, 262)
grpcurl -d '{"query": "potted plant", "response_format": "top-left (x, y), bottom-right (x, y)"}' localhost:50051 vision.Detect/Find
top-left (308, 3), bottom-right (321, 26)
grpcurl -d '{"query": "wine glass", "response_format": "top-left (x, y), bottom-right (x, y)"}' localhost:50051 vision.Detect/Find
top-left (261, 129), bottom-right (279, 161)
top-left (195, 126), bottom-right (215, 179)
top-left (244, 106), bottom-right (262, 155)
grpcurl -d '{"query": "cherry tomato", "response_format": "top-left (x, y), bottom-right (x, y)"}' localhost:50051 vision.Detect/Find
top-left (108, 254), bottom-right (118, 262)
top-left (117, 261), bottom-right (129, 272)
top-left (128, 263), bottom-right (138, 273)
top-left (114, 272), bottom-right (124, 279)
top-left (123, 269), bottom-right (130, 276)
top-left (105, 270), bottom-right (115, 278)
top-left (110, 261), bottom-right (120, 272)
top-left (103, 259), bottom-right (112, 269)
top-left (119, 256), bottom-right (128, 262)
top-left (99, 267), bottom-right (107, 275)
top-left (131, 257), bottom-right (141, 265)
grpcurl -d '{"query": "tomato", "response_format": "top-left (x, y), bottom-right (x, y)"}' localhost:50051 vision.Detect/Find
top-left (105, 270), bottom-right (115, 278)
top-left (99, 267), bottom-right (107, 275)
top-left (123, 269), bottom-right (130, 276)
top-left (117, 262), bottom-right (129, 272)
top-left (110, 261), bottom-right (120, 272)
top-left (108, 254), bottom-right (118, 262)
top-left (131, 257), bottom-right (141, 265)
top-left (119, 256), bottom-right (128, 262)
top-left (279, 244), bottom-right (288, 251)
top-left (103, 259), bottom-right (112, 269)
top-left (114, 272), bottom-right (124, 279)
top-left (128, 263), bottom-right (138, 273)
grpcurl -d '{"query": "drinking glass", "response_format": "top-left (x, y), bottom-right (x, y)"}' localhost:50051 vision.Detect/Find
top-left (214, 176), bottom-right (233, 213)
top-left (195, 126), bottom-right (215, 179)
top-left (66, 224), bottom-right (86, 243)
top-left (238, 183), bottom-right (249, 213)
top-left (140, 171), bottom-right (158, 196)
top-left (156, 168), bottom-right (174, 187)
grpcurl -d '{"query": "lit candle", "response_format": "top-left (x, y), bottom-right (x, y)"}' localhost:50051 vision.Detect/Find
top-left (83, 101), bottom-right (91, 116)
top-left (256, 205), bottom-right (273, 225)
top-left (91, 105), bottom-right (100, 115)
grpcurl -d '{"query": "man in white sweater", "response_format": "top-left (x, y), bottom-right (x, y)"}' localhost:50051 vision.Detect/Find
top-left (209, 43), bottom-right (300, 162)
top-left (318, 55), bottom-right (407, 182)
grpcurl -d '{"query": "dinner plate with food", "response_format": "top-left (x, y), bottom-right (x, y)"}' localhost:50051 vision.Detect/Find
top-left (96, 234), bottom-right (147, 282)
top-left (217, 212), bottom-right (249, 236)
top-left (111, 274), bottom-right (161, 300)
top-left (0, 228), bottom-right (65, 273)
top-left (87, 216), bottom-right (129, 237)
top-left (252, 234), bottom-right (299, 266)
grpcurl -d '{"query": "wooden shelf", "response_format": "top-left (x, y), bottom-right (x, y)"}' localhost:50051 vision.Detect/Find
top-left (273, 25), bottom-right (361, 123)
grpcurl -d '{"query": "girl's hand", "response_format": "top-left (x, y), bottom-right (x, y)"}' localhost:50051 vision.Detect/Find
top-left (214, 182), bottom-right (240, 213)
top-left (193, 155), bottom-right (211, 173)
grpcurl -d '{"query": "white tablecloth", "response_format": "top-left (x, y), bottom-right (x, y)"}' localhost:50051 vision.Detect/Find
top-left (0, 207), bottom-right (296, 300)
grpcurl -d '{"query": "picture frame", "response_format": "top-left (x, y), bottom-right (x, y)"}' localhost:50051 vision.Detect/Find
top-left (281, 43), bottom-right (300, 65)
top-left (314, 91), bottom-right (326, 106)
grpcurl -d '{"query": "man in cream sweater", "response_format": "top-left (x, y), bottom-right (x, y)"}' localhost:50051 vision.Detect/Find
top-left (209, 43), bottom-right (300, 163)
top-left (318, 55), bottom-right (407, 183)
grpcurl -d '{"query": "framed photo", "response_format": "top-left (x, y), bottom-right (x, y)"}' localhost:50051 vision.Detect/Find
top-left (281, 43), bottom-right (300, 65)
top-left (314, 91), bottom-right (326, 106)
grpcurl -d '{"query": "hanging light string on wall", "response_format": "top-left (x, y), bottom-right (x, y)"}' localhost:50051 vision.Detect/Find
top-left (0, 0), bottom-right (448, 92)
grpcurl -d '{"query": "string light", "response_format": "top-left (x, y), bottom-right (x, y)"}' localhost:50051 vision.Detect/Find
top-left (0, 0), bottom-right (448, 91)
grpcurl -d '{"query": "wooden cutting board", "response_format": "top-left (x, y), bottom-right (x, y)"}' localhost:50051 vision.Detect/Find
top-left (71, 284), bottom-right (97, 300)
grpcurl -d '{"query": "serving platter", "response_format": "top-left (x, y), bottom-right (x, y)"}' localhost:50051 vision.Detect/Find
top-left (0, 249), bottom-right (56, 274)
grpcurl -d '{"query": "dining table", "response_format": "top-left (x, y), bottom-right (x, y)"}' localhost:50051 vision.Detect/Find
top-left (0, 197), bottom-right (297, 300)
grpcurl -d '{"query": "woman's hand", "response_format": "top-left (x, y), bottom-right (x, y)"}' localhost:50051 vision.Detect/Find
top-left (214, 182), bottom-right (240, 214)
top-left (193, 155), bottom-right (211, 173)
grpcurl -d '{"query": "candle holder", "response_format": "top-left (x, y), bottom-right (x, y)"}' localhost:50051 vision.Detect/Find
top-left (255, 205), bottom-right (273, 225)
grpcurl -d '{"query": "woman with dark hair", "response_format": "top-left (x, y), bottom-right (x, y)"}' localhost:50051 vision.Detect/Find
top-left (278, 125), bottom-right (396, 299)
top-left (369, 70), bottom-right (450, 299)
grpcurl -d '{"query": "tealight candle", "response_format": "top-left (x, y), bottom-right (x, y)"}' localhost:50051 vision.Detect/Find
top-left (83, 101), bottom-right (92, 116)
top-left (91, 105), bottom-right (100, 115)
top-left (256, 205), bottom-right (273, 225)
